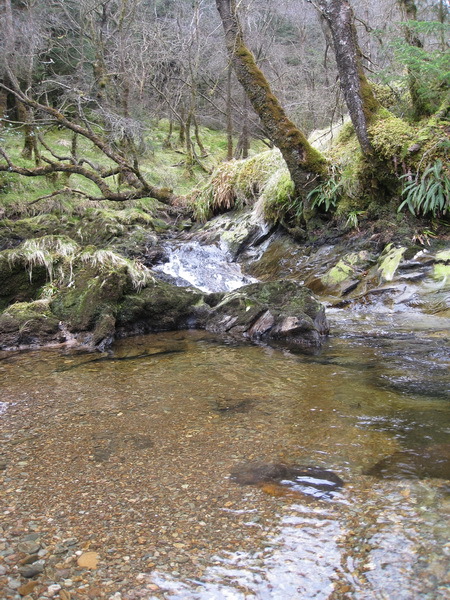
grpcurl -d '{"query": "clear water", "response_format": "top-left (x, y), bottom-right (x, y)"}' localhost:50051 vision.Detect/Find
top-left (1, 313), bottom-right (449, 599)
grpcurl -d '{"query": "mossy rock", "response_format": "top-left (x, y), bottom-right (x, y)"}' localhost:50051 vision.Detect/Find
top-left (0, 257), bottom-right (48, 311)
top-left (377, 244), bottom-right (407, 282)
top-left (205, 280), bottom-right (328, 350)
top-left (305, 251), bottom-right (373, 298)
top-left (117, 280), bottom-right (207, 333)
top-left (50, 264), bottom-right (128, 333)
top-left (433, 261), bottom-right (450, 286)
top-left (0, 299), bottom-right (62, 349)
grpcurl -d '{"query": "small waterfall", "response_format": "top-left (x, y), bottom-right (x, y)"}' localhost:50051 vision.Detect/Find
top-left (153, 241), bottom-right (257, 293)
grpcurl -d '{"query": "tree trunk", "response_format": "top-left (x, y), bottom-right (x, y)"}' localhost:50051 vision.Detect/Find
top-left (17, 101), bottom-right (40, 163)
top-left (0, 0), bottom-right (13, 128)
top-left (226, 62), bottom-right (234, 160)
top-left (316, 0), bottom-right (381, 156)
top-left (235, 94), bottom-right (250, 159)
top-left (185, 109), bottom-right (194, 177)
top-left (397, 0), bottom-right (428, 118)
top-left (215, 0), bottom-right (327, 203)
top-left (193, 114), bottom-right (206, 156)
top-left (0, 88), bottom-right (7, 127)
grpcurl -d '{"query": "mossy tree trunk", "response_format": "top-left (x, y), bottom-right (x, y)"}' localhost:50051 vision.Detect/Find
top-left (397, 0), bottom-right (429, 119)
top-left (215, 0), bottom-right (327, 205)
top-left (316, 0), bottom-right (381, 156)
top-left (17, 101), bottom-right (40, 163)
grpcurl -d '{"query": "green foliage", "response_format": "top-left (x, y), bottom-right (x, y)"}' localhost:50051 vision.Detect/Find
top-left (260, 170), bottom-right (297, 225)
top-left (191, 150), bottom-right (286, 221)
top-left (345, 211), bottom-right (367, 230)
top-left (307, 167), bottom-right (343, 213)
top-left (398, 160), bottom-right (450, 217)
top-left (389, 21), bottom-right (450, 116)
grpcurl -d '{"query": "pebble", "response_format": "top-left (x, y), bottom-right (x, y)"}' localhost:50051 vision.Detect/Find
top-left (46, 583), bottom-right (61, 596)
top-left (8, 576), bottom-right (22, 589)
top-left (19, 559), bottom-right (45, 578)
top-left (18, 554), bottom-right (40, 565)
top-left (17, 580), bottom-right (39, 596)
top-left (17, 541), bottom-right (41, 554)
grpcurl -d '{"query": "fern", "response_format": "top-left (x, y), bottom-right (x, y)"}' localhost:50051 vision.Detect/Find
top-left (398, 160), bottom-right (450, 217)
top-left (307, 168), bottom-right (343, 213)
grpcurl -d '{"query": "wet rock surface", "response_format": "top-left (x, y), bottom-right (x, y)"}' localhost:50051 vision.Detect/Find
top-left (365, 444), bottom-right (450, 480)
top-left (205, 280), bottom-right (329, 350)
top-left (230, 462), bottom-right (344, 498)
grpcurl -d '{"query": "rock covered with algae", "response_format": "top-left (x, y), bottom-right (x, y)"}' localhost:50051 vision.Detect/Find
top-left (205, 279), bottom-right (329, 351)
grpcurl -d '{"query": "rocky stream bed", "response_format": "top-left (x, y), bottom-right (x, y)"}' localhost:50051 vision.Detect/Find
top-left (1, 206), bottom-right (450, 599)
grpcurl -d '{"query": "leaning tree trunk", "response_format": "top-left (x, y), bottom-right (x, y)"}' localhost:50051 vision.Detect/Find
top-left (317, 0), bottom-right (381, 156)
top-left (215, 0), bottom-right (327, 204)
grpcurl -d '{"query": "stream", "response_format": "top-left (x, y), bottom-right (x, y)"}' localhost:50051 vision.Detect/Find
top-left (1, 241), bottom-right (449, 599)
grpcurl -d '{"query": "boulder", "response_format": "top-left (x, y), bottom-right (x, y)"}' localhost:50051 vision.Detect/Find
top-left (365, 444), bottom-right (450, 480)
top-left (205, 280), bottom-right (328, 350)
top-left (116, 279), bottom-right (207, 335)
top-left (0, 299), bottom-right (63, 349)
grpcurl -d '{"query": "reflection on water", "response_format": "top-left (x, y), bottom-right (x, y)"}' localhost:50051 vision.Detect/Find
top-left (152, 503), bottom-right (342, 599)
top-left (0, 316), bottom-right (449, 599)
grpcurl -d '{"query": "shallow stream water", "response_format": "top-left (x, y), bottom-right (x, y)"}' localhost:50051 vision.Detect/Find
top-left (1, 308), bottom-right (449, 599)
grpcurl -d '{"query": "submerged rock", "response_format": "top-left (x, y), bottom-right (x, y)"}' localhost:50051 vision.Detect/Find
top-left (365, 444), bottom-right (450, 480)
top-left (205, 280), bottom-right (328, 350)
top-left (230, 461), bottom-right (344, 499)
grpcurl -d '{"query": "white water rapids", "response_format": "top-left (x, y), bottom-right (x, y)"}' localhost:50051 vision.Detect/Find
top-left (153, 241), bottom-right (257, 293)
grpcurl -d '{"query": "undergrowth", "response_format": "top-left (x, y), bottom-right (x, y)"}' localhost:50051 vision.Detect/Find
top-left (399, 159), bottom-right (450, 217)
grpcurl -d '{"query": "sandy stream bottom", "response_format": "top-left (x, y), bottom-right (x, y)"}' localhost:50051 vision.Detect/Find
top-left (1, 329), bottom-right (449, 600)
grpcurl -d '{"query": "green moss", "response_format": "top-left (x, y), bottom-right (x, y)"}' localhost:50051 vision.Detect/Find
top-left (369, 115), bottom-right (416, 162)
top-left (359, 76), bottom-right (382, 123)
top-left (378, 244), bottom-right (406, 281)
top-left (323, 257), bottom-right (357, 285)
top-left (0, 298), bottom-right (61, 348)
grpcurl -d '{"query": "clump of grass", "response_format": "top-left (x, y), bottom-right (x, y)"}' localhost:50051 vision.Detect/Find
top-left (258, 169), bottom-right (296, 224)
top-left (79, 248), bottom-right (153, 291)
top-left (4, 235), bottom-right (79, 282)
top-left (190, 149), bottom-right (287, 221)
